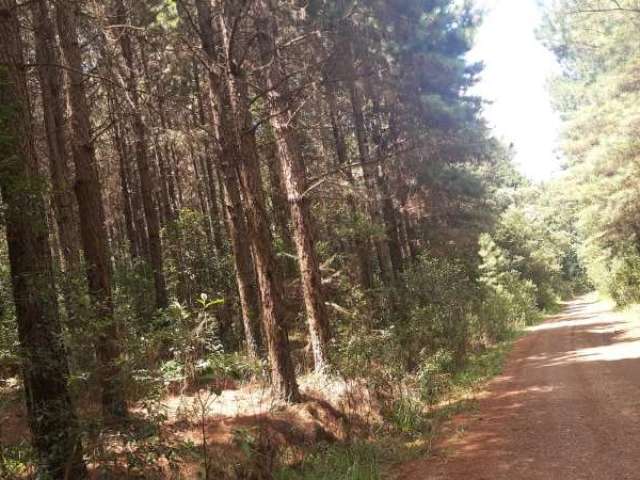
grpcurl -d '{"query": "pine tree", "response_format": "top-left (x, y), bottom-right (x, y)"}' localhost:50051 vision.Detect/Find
top-left (0, 1), bottom-right (87, 475)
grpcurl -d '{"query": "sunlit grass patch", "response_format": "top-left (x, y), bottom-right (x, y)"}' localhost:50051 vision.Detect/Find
top-left (452, 339), bottom-right (516, 391)
top-left (275, 442), bottom-right (381, 480)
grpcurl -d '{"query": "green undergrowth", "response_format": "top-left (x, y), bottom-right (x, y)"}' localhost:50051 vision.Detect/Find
top-left (274, 329), bottom-right (526, 480)
top-left (275, 442), bottom-right (382, 480)
top-left (450, 333), bottom-right (518, 392)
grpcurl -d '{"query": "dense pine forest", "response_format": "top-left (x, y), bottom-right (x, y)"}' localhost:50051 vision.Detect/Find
top-left (0, 0), bottom-right (638, 478)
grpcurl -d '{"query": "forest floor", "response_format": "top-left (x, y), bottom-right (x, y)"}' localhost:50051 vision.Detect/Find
top-left (395, 294), bottom-right (640, 480)
top-left (0, 371), bottom-right (366, 478)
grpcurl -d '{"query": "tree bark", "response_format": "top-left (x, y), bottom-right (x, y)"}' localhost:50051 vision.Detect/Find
top-left (203, 148), bottom-right (226, 256)
top-left (324, 79), bottom-right (373, 289)
top-left (159, 110), bottom-right (181, 218)
top-left (349, 77), bottom-right (393, 285)
top-left (110, 92), bottom-right (141, 260)
top-left (55, 0), bottom-right (128, 420)
top-left (195, 0), bottom-right (299, 400)
top-left (369, 92), bottom-right (403, 280)
top-left (192, 0), bottom-right (263, 361)
top-left (265, 135), bottom-right (295, 256)
top-left (194, 62), bottom-right (226, 256)
top-left (155, 137), bottom-right (175, 226)
top-left (30, 0), bottom-right (82, 317)
top-left (113, 0), bottom-right (169, 310)
top-left (0, 3), bottom-right (87, 476)
top-left (255, 0), bottom-right (331, 373)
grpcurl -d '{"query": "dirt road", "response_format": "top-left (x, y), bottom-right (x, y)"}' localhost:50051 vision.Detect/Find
top-left (397, 296), bottom-right (640, 479)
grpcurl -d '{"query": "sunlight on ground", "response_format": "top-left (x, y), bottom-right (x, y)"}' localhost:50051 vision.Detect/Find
top-left (526, 316), bottom-right (608, 333)
top-left (544, 338), bottom-right (640, 365)
top-left (531, 298), bottom-right (640, 365)
top-left (526, 296), bottom-right (615, 333)
top-left (156, 373), bottom-right (354, 420)
top-left (526, 313), bottom-right (618, 332)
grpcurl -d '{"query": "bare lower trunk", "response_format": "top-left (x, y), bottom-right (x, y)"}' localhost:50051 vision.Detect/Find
top-left (266, 136), bottom-right (294, 254)
top-left (113, 0), bottom-right (168, 310)
top-left (55, 0), bottom-right (127, 420)
top-left (349, 79), bottom-right (393, 285)
top-left (155, 139), bottom-right (175, 226)
top-left (0, 5), bottom-right (87, 475)
top-left (30, 0), bottom-right (82, 318)
top-left (219, 160), bottom-right (263, 359)
top-left (203, 150), bottom-right (226, 256)
top-left (234, 133), bottom-right (301, 400)
top-left (160, 113), bottom-right (182, 218)
top-left (325, 81), bottom-right (373, 289)
top-left (192, 0), bottom-right (264, 361)
top-left (194, 0), bottom-right (299, 400)
top-left (378, 171), bottom-right (403, 279)
top-left (129, 143), bottom-right (151, 259)
top-left (190, 144), bottom-right (214, 251)
top-left (194, 64), bottom-right (226, 255)
top-left (369, 93), bottom-right (403, 280)
top-left (111, 98), bottom-right (141, 260)
top-left (255, 1), bottom-right (331, 372)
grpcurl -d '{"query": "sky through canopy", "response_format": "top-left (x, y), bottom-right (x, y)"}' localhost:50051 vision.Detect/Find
top-left (469, 0), bottom-right (562, 181)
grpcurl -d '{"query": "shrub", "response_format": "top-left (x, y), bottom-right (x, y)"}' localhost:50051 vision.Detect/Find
top-left (479, 234), bottom-right (541, 340)
top-left (416, 350), bottom-right (455, 405)
top-left (608, 254), bottom-right (640, 306)
top-left (386, 397), bottom-right (426, 434)
top-left (275, 442), bottom-right (381, 480)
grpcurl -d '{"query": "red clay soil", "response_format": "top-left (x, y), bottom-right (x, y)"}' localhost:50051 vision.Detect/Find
top-left (396, 297), bottom-right (640, 480)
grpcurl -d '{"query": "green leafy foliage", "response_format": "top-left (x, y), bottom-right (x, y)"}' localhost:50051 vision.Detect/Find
top-left (542, 0), bottom-right (640, 304)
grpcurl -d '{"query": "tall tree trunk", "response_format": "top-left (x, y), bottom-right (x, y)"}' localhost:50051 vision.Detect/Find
top-left (0, 3), bottom-right (87, 476)
top-left (221, 19), bottom-right (300, 401)
top-left (193, 77), bottom-right (236, 334)
top-left (189, 141), bottom-right (216, 255)
top-left (265, 131), bottom-right (294, 255)
top-left (55, 0), bottom-right (128, 420)
top-left (158, 107), bottom-right (181, 217)
top-left (377, 167), bottom-right (403, 278)
top-left (220, 160), bottom-right (264, 359)
top-left (110, 93), bottom-right (141, 260)
top-left (195, 0), bottom-right (299, 400)
top-left (395, 161), bottom-right (419, 261)
top-left (169, 142), bottom-right (185, 211)
top-left (155, 138), bottom-right (175, 226)
top-left (128, 133), bottom-right (151, 259)
top-left (348, 78), bottom-right (393, 285)
top-left (193, 61), bottom-right (226, 255)
top-left (142, 46), bottom-right (175, 227)
top-left (215, 165), bottom-right (232, 241)
top-left (113, 0), bottom-right (169, 310)
top-left (255, 0), bottom-right (331, 373)
top-left (233, 119), bottom-right (300, 400)
top-left (402, 212), bottom-right (419, 260)
top-left (30, 0), bottom-right (82, 318)
top-left (191, 0), bottom-right (262, 361)
top-left (369, 92), bottom-right (403, 280)
top-left (324, 80), bottom-right (373, 289)
top-left (203, 149), bottom-right (226, 255)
